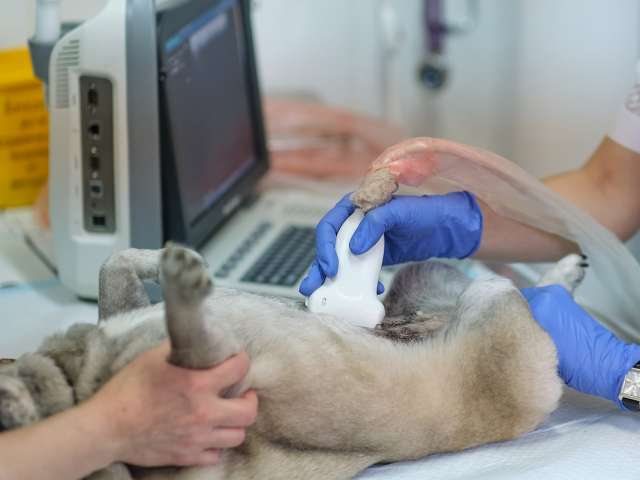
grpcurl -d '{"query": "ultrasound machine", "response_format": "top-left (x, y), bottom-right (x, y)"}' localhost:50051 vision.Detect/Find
top-left (157, 0), bottom-right (329, 297)
top-left (31, 0), bottom-right (334, 299)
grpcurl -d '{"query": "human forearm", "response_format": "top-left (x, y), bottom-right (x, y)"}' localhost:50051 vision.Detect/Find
top-left (0, 345), bottom-right (257, 480)
top-left (0, 400), bottom-right (118, 480)
top-left (476, 137), bottom-right (640, 262)
top-left (304, 136), bottom-right (640, 291)
top-left (475, 200), bottom-right (578, 263)
top-left (546, 137), bottom-right (640, 241)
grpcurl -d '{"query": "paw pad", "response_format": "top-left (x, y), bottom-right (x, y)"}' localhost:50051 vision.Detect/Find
top-left (161, 243), bottom-right (213, 301)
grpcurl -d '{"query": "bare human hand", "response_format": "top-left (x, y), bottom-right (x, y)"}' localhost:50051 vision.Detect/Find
top-left (87, 342), bottom-right (258, 467)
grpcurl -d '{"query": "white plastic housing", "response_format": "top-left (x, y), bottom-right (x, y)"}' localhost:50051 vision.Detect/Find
top-left (48, 0), bottom-right (162, 299)
top-left (306, 209), bottom-right (385, 328)
top-left (48, 0), bottom-right (130, 299)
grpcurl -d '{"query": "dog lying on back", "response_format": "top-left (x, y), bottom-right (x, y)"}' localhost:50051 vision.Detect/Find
top-left (0, 179), bottom-right (587, 479)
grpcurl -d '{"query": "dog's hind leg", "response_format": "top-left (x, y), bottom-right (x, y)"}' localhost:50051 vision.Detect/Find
top-left (444, 276), bottom-right (562, 447)
top-left (160, 243), bottom-right (240, 370)
top-left (536, 253), bottom-right (588, 293)
top-left (99, 249), bottom-right (163, 320)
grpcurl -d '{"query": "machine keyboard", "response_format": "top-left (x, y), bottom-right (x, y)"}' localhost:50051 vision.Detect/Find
top-left (214, 222), bottom-right (273, 279)
top-left (241, 225), bottom-right (316, 287)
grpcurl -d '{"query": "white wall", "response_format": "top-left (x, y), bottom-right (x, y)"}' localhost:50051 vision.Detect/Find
top-left (0, 1), bottom-right (34, 49)
top-left (0, 0), bottom-right (106, 49)
top-left (3, 0), bottom-right (638, 178)
top-left (386, 0), bottom-right (519, 155)
top-left (253, 0), bottom-right (521, 155)
top-left (252, 0), bottom-right (383, 118)
top-left (510, 0), bottom-right (640, 176)
top-left (254, 0), bottom-right (640, 175)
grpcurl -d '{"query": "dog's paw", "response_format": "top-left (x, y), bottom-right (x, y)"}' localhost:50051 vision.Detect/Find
top-left (160, 242), bottom-right (212, 302)
top-left (537, 253), bottom-right (588, 293)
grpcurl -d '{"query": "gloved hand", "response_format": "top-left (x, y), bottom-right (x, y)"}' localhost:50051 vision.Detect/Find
top-left (522, 285), bottom-right (640, 409)
top-left (299, 191), bottom-right (483, 296)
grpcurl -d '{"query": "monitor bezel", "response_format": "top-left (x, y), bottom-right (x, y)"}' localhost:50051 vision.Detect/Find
top-left (157, 0), bottom-right (269, 248)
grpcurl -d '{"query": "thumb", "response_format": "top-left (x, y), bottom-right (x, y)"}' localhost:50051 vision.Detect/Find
top-left (210, 353), bottom-right (251, 394)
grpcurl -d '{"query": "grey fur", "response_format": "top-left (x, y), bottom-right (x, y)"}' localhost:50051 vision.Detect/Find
top-left (0, 242), bottom-right (586, 479)
top-left (99, 249), bottom-right (162, 320)
top-left (160, 244), bottom-right (240, 370)
top-left (376, 261), bottom-right (471, 341)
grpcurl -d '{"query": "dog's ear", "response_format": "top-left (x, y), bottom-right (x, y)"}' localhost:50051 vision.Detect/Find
top-left (15, 354), bottom-right (75, 419)
top-left (0, 352), bottom-right (77, 432)
top-left (38, 323), bottom-right (102, 388)
top-left (0, 366), bottom-right (40, 432)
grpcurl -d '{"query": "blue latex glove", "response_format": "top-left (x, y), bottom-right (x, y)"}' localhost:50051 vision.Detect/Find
top-left (522, 285), bottom-right (640, 409)
top-left (299, 191), bottom-right (483, 296)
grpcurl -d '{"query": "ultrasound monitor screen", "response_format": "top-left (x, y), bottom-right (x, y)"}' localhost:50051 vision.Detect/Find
top-left (162, 0), bottom-right (256, 226)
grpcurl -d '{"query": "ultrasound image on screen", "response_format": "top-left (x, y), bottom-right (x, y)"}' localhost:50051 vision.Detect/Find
top-left (163, 0), bottom-right (256, 225)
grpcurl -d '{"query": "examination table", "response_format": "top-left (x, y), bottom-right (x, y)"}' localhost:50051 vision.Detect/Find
top-left (2, 209), bottom-right (639, 479)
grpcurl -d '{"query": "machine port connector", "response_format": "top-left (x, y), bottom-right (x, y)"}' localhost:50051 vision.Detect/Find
top-left (89, 150), bottom-right (100, 171)
top-left (88, 84), bottom-right (99, 109)
top-left (88, 122), bottom-right (100, 140)
top-left (92, 215), bottom-right (106, 227)
top-left (89, 180), bottom-right (103, 198)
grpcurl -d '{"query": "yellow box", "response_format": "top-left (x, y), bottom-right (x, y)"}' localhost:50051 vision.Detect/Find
top-left (0, 48), bottom-right (49, 208)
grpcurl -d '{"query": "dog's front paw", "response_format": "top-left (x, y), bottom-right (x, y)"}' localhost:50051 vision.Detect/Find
top-left (537, 253), bottom-right (588, 293)
top-left (160, 243), bottom-right (213, 303)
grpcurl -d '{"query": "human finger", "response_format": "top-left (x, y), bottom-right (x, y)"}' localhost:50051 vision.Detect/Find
top-left (299, 260), bottom-right (326, 296)
top-left (207, 428), bottom-right (247, 449)
top-left (197, 449), bottom-right (221, 466)
top-left (315, 194), bottom-right (355, 277)
top-left (349, 204), bottom-right (392, 255)
top-left (173, 448), bottom-right (221, 467)
top-left (215, 391), bottom-right (258, 428)
top-left (210, 352), bottom-right (251, 393)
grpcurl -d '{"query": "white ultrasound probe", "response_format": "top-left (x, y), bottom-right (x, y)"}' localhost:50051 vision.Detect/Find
top-left (306, 209), bottom-right (385, 328)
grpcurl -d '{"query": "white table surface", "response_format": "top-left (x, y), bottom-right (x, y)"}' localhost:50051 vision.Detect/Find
top-left (0, 208), bottom-right (99, 358)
